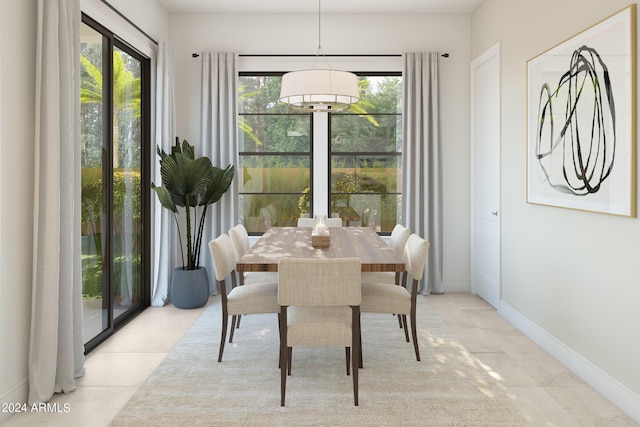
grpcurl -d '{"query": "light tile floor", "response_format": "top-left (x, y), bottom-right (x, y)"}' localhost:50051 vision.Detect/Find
top-left (2, 293), bottom-right (637, 426)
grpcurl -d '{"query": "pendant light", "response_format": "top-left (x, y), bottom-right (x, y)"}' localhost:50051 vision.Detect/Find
top-left (279, 0), bottom-right (360, 112)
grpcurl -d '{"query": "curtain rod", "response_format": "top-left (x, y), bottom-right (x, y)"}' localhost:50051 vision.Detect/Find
top-left (192, 53), bottom-right (449, 58)
top-left (100, 0), bottom-right (158, 45)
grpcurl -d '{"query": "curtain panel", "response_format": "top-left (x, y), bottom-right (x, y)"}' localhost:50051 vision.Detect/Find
top-left (198, 52), bottom-right (239, 294)
top-left (29, 0), bottom-right (85, 403)
top-left (402, 52), bottom-right (444, 295)
top-left (151, 41), bottom-right (178, 306)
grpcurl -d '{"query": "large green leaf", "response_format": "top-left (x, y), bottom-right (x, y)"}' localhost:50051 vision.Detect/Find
top-left (180, 139), bottom-right (195, 160)
top-left (200, 165), bottom-right (234, 206)
top-left (151, 184), bottom-right (178, 213)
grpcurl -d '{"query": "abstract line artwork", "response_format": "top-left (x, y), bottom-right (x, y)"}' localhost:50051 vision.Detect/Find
top-left (535, 46), bottom-right (615, 195)
top-left (527, 5), bottom-right (636, 216)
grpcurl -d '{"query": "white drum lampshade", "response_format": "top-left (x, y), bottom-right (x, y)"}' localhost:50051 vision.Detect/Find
top-left (279, 69), bottom-right (360, 112)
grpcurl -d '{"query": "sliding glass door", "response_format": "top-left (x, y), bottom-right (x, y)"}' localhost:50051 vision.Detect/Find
top-left (80, 15), bottom-right (150, 352)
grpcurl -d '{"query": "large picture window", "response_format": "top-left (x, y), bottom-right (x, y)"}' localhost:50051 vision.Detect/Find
top-left (237, 71), bottom-right (402, 234)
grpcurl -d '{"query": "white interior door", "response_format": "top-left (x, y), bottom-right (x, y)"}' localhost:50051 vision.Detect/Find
top-left (470, 43), bottom-right (501, 309)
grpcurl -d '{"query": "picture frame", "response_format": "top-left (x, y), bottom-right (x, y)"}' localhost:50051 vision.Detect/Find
top-left (526, 5), bottom-right (637, 217)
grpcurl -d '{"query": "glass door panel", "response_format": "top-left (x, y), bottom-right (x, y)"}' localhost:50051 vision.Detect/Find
top-left (80, 16), bottom-right (150, 351)
top-left (112, 47), bottom-right (142, 320)
top-left (80, 22), bottom-right (107, 342)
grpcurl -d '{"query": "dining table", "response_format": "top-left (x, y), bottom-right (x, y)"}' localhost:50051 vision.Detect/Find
top-left (236, 226), bottom-right (405, 273)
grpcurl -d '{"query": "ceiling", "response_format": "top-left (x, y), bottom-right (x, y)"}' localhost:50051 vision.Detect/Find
top-left (154, 0), bottom-right (484, 15)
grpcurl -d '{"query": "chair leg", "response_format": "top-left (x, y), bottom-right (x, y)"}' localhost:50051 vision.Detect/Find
top-left (352, 307), bottom-right (360, 406)
top-left (345, 347), bottom-right (350, 375)
top-left (280, 307), bottom-right (288, 406)
top-left (287, 347), bottom-right (292, 376)
top-left (218, 313), bottom-right (228, 363)
top-left (278, 313), bottom-right (281, 368)
top-left (229, 315), bottom-right (237, 343)
top-left (359, 312), bottom-right (363, 369)
top-left (397, 313), bottom-right (403, 328)
top-left (237, 314), bottom-right (242, 328)
top-left (410, 310), bottom-right (420, 361)
top-left (409, 279), bottom-right (420, 361)
top-left (401, 314), bottom-right (409, 342)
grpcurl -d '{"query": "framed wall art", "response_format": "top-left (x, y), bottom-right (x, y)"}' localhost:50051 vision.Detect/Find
top-left (527, 4), bottom-right (637, 217)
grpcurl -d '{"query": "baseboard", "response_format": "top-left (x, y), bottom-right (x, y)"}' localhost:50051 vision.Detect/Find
top-left (0, 377), bottom-right (28, 423)
top-left (499, 300), bottom-right (640, 424)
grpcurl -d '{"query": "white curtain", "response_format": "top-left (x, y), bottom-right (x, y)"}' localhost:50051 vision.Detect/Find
top-left (151, 41), bottom-right (178, 306)
top-left (198, 52), bottom-right (239, 294)
top-left (29, 0), bottom-right (85, 403)
top-left (402, 52), bottom-right (444, 295)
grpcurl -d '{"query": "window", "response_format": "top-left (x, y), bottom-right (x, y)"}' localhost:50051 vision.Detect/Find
top-left (330, 75), bottom-right (402, 233)
top-left (238, 74), bottom-right (312, 233)
top-left (237, 71), bottom-right (402, 235)
top-left (80, 15), bottom-right (151, 352)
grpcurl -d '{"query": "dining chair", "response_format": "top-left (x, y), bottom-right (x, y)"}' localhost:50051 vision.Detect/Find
top-left (229, 224), bottom-right (278, 286)
top-left (360, 233), bottom-right (429, 361)
top-left (361, 223), bottom-right (410, 286)
top-left (229, 224), bottom-right (279, 331)
top-left (297, 217), bottom-right (343, 227)
top-left (361, 224), bottom-right (411, 329)
top-left (278, 257), bottom-right (362, 406)
top-left (208, 234), bottom-right (279, 362)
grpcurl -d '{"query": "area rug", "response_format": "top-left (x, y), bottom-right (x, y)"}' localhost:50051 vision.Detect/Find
top-left (110, 296), bottom-right (527, 426)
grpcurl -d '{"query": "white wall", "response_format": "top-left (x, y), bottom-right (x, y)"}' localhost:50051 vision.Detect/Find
top-left (0, 0), bottom-right (37, 418)
top-left (169, 12), bottom-right (473, 292)
top-left (472, 0), bottom-right (640, 420)
top-left (0, 1), bottom-right (168, 421)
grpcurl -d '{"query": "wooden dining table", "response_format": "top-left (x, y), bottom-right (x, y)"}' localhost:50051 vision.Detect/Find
top-left (236, 226), bottom-right (405, 273)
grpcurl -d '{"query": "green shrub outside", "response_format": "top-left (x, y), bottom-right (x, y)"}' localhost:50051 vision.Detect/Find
top-left (81, 169), bottom-right (142, 300)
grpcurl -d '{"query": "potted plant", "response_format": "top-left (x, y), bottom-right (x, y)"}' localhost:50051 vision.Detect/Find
top-left (152, 137), bottom-right (234, 308)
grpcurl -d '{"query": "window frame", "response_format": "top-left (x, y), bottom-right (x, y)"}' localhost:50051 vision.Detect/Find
top-left (237, 63), bottom-right (403, 236)
top-left (80, 13), bottom-right (151, 354)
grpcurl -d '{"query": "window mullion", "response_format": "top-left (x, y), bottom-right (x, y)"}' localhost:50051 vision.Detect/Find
top-left (312, 112), bottom-right (330, 217)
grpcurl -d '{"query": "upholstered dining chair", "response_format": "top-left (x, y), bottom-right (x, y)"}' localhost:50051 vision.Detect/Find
top-left (228, 224), bottom-right (278, 331)
top-left (360, 233), bottom-right (429, 361)
top-left (278, 257), bottom-right (362, 406)
top-left (229, 224), bottom-right (278, 286)
top-left (297, 217), bottom-right (343, 227)
top-left (361, 223), bottom-right (410, 286)
top-left (208, 234), bottom-right (279, 362)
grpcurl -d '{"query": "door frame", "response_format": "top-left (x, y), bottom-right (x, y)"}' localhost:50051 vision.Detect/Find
top-left (470, 42), bottom-right (502, 308)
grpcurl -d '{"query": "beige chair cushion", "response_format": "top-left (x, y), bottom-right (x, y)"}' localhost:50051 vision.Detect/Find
top-left (404, 234), bottom-right (430, 281)
top-left (208, 235), bottom-right (236, 281)
top-left (389, 224), bottom-right (411, 258)
top-left (229, 224), bottom-right (251, 262)
top-left (227, 282), bottom-right (279, 315)
top-left (360, 281), bottom-right (411, 314)
top-left (287, 306), bottom-right (353, 347)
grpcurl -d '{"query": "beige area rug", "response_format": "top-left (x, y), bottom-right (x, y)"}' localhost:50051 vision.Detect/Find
top-left (110, 296), bottom-right (527, 426)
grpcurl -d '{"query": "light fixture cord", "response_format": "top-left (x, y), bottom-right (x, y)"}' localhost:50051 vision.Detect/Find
top-left (317, 0), bottom-right (321, 52)
top-left (312, 0), bottom-right (332, 69)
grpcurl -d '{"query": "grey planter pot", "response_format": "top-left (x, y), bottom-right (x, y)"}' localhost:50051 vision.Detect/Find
top-left (170, 267), bottom-right (210, 309)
